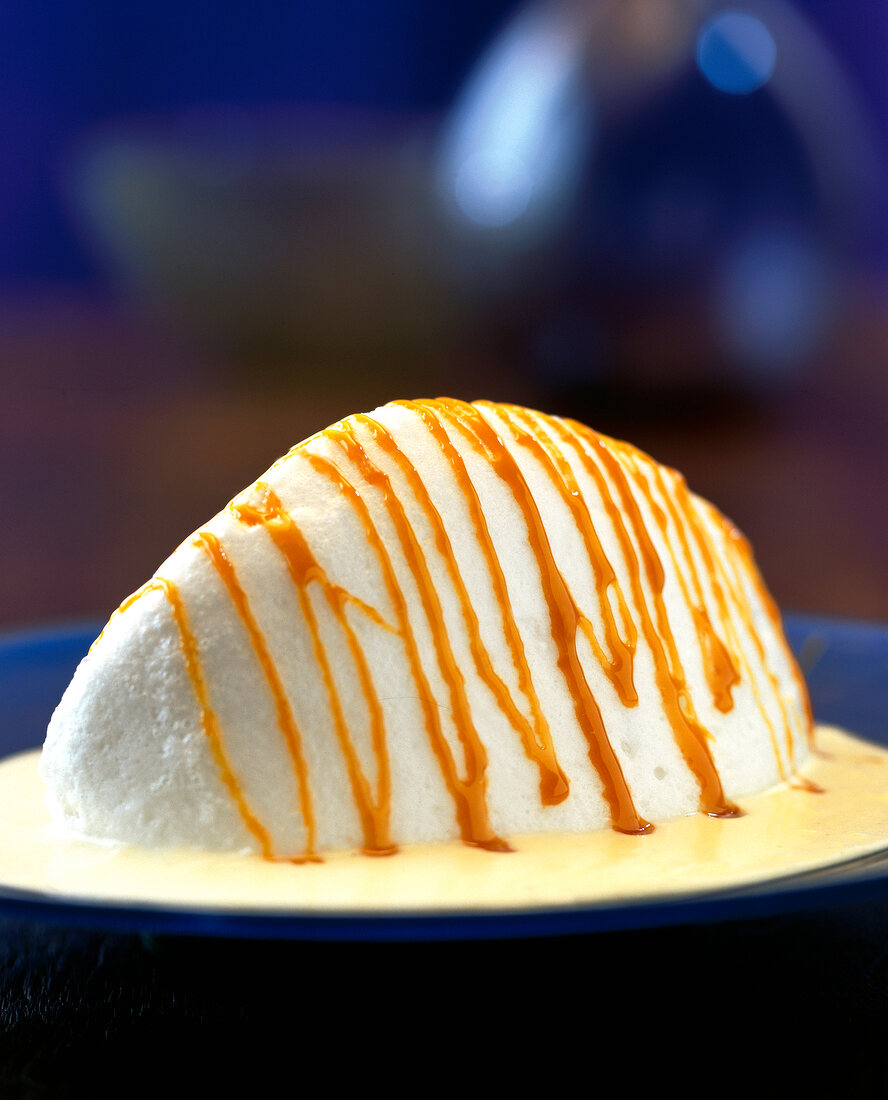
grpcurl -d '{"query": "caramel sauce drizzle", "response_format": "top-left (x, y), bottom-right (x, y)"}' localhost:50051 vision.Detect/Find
top-left (665, 478), bottom-right (795, 783)
top-left (142, 577), bottom-right (278, 858)
top-left (122, 398), bottom-right (813, 856)
top-left (643, 464), bottom-right (816, 792)
top-left (191, 531), bottom-right (319, 860)
top-left (712, 508), bottom-right (815, 744)
top-left (311, 428), bottom-right (509, 851)
top-left (555, 416), bottom-right (740, 818)
top-left (231, 486), bottom-right (397, 857)
top-left (360, 409), bottom-right (569, 805)
top-left (395, 400), bottom-right (573, 807)
top-left (634, 461), bottom-right (740, 714)
top-left (416, 398), bottom-right (651, 835)
top-left (699, 500), bottom-right (818, 793)
top-left (717, 518), bottom-right (820, 790)
top-left (492, 402), bottom-right (639, 708)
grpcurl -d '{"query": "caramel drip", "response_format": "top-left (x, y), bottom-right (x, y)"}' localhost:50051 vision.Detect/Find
top-left (492, 402), bottom-right (639, 708)
top-left (192, 532), bottom-right (319, 860)
top-left (793, 775), bottom-right (825, 793)
top-left (653, 469), bottom-right (818, 789)
top-left (667, 479), bottom-right (795, 782)
top-left (637, 461), bottom-right (739, 714)
top-left (395, 399), bottom-right (570, 806)
top-left (150, 576), bottom-right (278, 858)
top-left (232, 486), bottom-right (397, 856)
top-left (713, 511), bottom-right (815, 746)
top-left (353, 411), bottom-right (569, 805)
top-left (417, 398), bottom-right (651, 835)
top-left (302, 445), bottom-right (509, 852)
top-left (700, 499), bottom-right (815, 760)
top-left (117, 583), bottom-right (155, 616)
top-left (89, 580), bottom-right (158, 653)
top-left (555, 416), bottom-right (740, 819)
top-left (717, 534), bottom-right (818, 788)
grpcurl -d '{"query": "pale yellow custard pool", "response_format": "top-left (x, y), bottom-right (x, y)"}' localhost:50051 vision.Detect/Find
top-left (4, 726), bottom-right (888, 913)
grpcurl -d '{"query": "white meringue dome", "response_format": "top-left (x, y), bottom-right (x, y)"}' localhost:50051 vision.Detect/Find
top-left (40, 398), bottom-right (812, 858)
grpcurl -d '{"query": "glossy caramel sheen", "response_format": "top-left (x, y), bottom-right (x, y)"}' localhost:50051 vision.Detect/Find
top-left (119, 399), bottom-right (813, 859)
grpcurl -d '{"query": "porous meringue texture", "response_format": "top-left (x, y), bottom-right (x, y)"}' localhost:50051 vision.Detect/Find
top-left (40, 399), bottom-right (812, 859)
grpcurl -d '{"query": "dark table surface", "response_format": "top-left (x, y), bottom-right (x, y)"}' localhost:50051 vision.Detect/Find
top-left (1, 286), bottom-right (887, 1092)
top-left (2, 906), bottom-right (887, 1095)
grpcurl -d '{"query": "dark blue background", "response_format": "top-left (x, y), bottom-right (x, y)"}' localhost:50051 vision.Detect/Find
top-left (0, 0), bottom-right (884, 288)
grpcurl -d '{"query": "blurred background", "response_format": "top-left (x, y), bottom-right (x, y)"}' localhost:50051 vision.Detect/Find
top-left (1, 0), bottom-right (886, 631)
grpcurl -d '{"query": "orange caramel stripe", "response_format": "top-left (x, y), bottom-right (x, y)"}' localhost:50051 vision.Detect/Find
top-left (395, 400), bottom-right (571, 805)
top-left (419, 398), bottom-right (651, 835)
top-left (554, 415), bottom-right (740, 819)
top-left (230, 489), bottom-right (397, 856)
top-left (492, 402), bottom-right (639, 708)
top-left (666, 478), bottom-right (795, 782)
top-left (192, 531), bottom-right (319, 860)
top-left (300, 446), bottom-right (510, 852)
top-left (723, 514), bottom-right (814, 745)
top-left (710, 511), bottom-right (818, 788)
top-left (638, 460), bottom-right (740, 714)
top-left (703, 499), bottom-right (815, 749)
top-left (151, 575), bottom-right (278, 859)
top-left (354, 411), bottom-right (569, 805)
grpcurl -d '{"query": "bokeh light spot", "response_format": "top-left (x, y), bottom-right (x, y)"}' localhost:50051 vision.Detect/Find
top-left (453, 149), bottom-right (535, 228)
top-left (696, 11), bottom-right (776, 95)
top-left (715, 230), bottom-right (830, 373)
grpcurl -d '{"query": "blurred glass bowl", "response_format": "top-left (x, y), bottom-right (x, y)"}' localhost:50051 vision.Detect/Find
top-left (70, 107), bottom-right (463, 369)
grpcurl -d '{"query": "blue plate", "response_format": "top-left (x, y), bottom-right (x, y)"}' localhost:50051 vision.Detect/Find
top-left (2, 613), bottom-right (887, 940)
